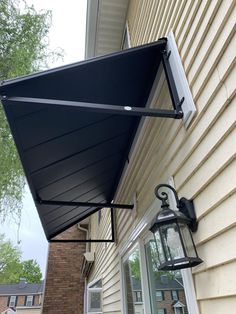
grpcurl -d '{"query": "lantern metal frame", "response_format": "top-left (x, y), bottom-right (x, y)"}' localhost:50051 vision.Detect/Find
top-left (150, 184), bottom-right (203, 271)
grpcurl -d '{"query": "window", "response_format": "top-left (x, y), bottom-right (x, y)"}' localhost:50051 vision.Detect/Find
top-left (25, 295), bottom-right (33, 306)
top-left (87, 278), bottom-right (102, 313)
top-left (155, 291), bottom-right (163, 301)
top-left (9, 296), bottom-right (16, 307)
top-left (122, 245), bottom-right (144, 313)
top-left (172, 290), bottom-right (178, 301)
top-left (157, 309), bottom-right (166, 314)
top-left (134, 291), bottom-right (143, 303)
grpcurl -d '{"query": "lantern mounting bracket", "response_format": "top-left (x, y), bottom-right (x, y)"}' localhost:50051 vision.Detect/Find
top-left (179, 197), bottom-right (197, 232)
top-left (154, 184), bottom-right (198, 232)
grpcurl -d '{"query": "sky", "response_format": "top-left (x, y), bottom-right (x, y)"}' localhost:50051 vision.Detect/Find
top-left (2, 0), bottom-right (87, 277)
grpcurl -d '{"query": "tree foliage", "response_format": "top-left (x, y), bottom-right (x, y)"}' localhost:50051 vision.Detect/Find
top-left (0, 0), bottom-right (62, 223)
top-left (0, 234), bottom-right (43, 283)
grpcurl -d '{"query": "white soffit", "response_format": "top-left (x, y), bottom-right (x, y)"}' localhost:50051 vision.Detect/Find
top-left (85, 0), bottom-right (129, 58)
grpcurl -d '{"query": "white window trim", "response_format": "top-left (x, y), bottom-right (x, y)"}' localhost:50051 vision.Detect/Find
top-left (119, 177), bottom-right (199, 314)
top-left (87, 278), bottom-right (103, 314)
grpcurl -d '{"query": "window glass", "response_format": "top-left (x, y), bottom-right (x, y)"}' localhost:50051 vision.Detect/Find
top-left (123, 246), bottom-right (144, 314)
top-left (156, 291), bottom-right (163, 301)
top-left (172, 290), bottom-right (178, 301)
top-left (87, 279), bottom-right (102, 313)
top-left (26, 295), bottom-right (33, 306)
top-left (145, 238), bottom-right (189, 314)
top-left (9, 296), bottom-right (16, 307)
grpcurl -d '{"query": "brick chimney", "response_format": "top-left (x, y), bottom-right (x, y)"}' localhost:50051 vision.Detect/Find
top-left (19, 278), bottom-right (27, 288)
top-left (42, 225), bottom-right (86, 314)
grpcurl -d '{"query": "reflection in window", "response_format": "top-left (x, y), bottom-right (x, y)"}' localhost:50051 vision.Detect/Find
top-left (145, 239), bottom-right (188, 314)
top-left (123, 246), bottom-right (144, 314)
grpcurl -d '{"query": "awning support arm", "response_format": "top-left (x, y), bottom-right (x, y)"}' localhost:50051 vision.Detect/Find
top-left (3, 96), bottom-right (184, 119)
top-left (37, 197), bottom-right (134, 210)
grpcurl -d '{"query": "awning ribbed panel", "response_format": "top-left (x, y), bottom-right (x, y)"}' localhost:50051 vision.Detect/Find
top-left (0, 39), bottom-right (167, 240)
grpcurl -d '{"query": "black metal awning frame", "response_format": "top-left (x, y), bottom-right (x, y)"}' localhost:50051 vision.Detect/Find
top-left (1, 48), bottom-right (184, 243)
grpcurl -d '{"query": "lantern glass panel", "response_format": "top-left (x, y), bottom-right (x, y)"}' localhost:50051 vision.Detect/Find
top-left (160, 223), bottom-right (185, 261)
top-left (153, 230), bottom-right (165, 266)
top-left (179, 223), bottom-right (197, 258)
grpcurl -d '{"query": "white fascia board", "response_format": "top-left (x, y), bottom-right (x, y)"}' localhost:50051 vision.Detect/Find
top-left (85, 0), bottom-right (99, 59)
top-left (167, 31), bottom-right (197, 128)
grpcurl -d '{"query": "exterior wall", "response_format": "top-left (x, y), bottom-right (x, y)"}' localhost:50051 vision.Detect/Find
top-left (0, 296), bottom-right (8, 312)
top-left (42, 225), bottom-right (86, 314)
top-left (0, 295), bottom-right (42, 313)
top-left (88, 0), bottom-right (236, 314)
top-left (16, 308), bottom-right (41, 314)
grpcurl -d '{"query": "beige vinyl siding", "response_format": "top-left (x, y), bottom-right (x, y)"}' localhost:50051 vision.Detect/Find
top-left (88, 0), bottom-right (236, 313)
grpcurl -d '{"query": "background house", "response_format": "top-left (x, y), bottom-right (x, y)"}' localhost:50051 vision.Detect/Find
top-left (0, 278), bottom-right (43, 314)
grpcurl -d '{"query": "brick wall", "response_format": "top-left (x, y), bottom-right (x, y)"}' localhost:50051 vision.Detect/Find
top-left (0, 296), bottom-right (8, 312)
top-left (42, 225), bottom-right (86, 314)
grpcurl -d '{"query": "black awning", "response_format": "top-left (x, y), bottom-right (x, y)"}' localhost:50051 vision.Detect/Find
top-left (0, 39), bottom-right (182, 241)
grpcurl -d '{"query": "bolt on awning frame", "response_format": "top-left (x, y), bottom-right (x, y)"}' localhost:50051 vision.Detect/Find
top-left (0, 38), bottom-right (185, 242)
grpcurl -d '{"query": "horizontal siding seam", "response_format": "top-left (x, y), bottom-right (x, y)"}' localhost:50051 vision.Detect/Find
top-left (175, 0), bottom-right (194, 42)
top-left (198, 187), bottom-right (236, 220)
top-left (197, 293), bottom-right (236, 302)
top-left (193, 29), bottom-right (235, 102)
top-left (195, 221), bottom-right (236, 247)
top-left (181, 1), bottom-right (212, 60)
top-left (178, 0), bottom-right (203, 52)
top-left (177, 123), bottom-right (236, 191)
top-left (193, 258), bottom-right (236, 275)
top-left (173, 90), bottom-right (236, 177)
top-left (103, 289), bottom-right (120, 300)
top-left (191, 154), bottom-right (236, 199)
top-left (183, 0), bottom-right (221, 75)
top-left (103, 299), bottom-right (120, 306)
top-left (103, 279), bottom-right (120, 293)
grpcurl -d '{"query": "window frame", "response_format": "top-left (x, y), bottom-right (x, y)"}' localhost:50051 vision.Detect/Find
top-left (87, 278), bottom-right (103, 314)
top-left (156, 290), bottom-right (164, 301)
top-left (172, 290), bottom-right (179, 301)
top-left (25, 295), bottom-right (34, 307)
top-left (9, 296), bottom-right (16, 307)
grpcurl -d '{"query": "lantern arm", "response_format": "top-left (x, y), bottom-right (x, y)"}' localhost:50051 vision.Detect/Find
top-left (154, 184), bottom-right (180, 208)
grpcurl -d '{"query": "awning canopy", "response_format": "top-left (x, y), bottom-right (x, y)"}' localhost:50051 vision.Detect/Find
top-left (0, 38), bottom-right (183, 241)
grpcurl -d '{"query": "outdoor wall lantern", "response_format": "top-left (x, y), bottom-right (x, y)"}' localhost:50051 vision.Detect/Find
top-left (150, 184), bottom-right (203, 271)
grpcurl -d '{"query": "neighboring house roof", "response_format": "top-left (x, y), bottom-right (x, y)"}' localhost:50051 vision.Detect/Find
top-left (131, 276), bottom-right (183, 291)
top-left (0, 282), bottom-right (44, 296)
top-left (85, 0), bottom-right (129, 58)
